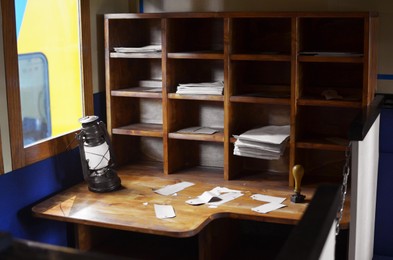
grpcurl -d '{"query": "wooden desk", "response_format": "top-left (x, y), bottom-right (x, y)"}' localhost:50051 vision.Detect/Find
top-left (32, 163), bottom-right (350, 259)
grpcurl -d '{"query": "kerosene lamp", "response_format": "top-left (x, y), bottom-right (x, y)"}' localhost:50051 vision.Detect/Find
top-left (77, 115), bottom-right (121, 192)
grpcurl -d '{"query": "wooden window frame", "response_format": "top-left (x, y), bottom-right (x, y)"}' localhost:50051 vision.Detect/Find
top-left (0, 129), bottom-right (3, 174)
top-left (1, 0), bottom-right (93, 170)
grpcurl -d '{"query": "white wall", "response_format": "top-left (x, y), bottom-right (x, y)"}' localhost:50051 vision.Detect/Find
top-left (349, 116), bottom-right (380, 260)
top-left (90, 0), bottom-right (130, 93)
top-left (143, 0), bottom-right (393, 94)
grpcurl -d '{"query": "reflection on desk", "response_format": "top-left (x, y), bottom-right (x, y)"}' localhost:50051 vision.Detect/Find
top-left (32, 163), bottom-right (351, 259)
top-left (32, 163), bottom-right (350, 238)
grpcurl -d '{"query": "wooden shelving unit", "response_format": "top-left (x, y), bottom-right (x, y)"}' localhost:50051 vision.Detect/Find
top-left (105, 12), bottom-right (377, 186)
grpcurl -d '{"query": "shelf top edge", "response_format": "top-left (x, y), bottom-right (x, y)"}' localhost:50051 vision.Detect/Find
top-left (104, 11), bottom-right (378, 19)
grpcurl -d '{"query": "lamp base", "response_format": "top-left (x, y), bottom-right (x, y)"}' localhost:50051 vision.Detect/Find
top-left (87, 168), bottom-right (121, 193)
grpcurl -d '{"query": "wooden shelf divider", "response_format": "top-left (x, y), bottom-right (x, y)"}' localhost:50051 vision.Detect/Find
top-left (105, 12), bottom-right (377, 186)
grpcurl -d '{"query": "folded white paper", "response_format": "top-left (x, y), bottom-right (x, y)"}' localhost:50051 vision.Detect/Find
top-left (154, 204), bottom-right (176, 219)
top-left (251, 194), bottom-right (286, 204)
top-left (185, 191), bottom-right (220, 205)
top-left (154, 181), bottom-right (194, 196)
top-left (251, 202), bottom-right (286, 214)
top-left (208, 192), bottom-right (244, 206)
top-left (186, 186), bottom-right (242, 206)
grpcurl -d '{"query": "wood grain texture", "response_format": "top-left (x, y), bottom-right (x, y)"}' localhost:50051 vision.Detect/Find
top-left (32, 163), bottom-right (350, 239)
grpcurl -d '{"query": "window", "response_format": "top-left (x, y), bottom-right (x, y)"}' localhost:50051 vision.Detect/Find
top-left (1, 0), bottom-right (93, 170)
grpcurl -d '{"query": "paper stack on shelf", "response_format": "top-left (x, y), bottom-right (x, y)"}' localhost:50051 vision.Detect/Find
top-left (114, 44), bottom-right (162, 53)
top-left (233, 125), bottom-right (290, 160)
top-left (176, 81), bottom-right (224, 95)
top-left (177, 126), bottom-right (221, 135)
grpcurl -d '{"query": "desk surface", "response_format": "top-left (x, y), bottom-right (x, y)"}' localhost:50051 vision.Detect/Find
top-left (32, 163), bottom-right (350, 238)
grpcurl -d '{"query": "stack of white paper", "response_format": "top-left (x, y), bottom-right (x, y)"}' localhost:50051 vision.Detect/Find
top-left (233, 125), bottom-right (290, 160)
top-left (176, 81), bottom-right (224, 95)
top-left (250, 194), bottom-right (287, 214)
top-left (114, 44), bottom-right (162, 53)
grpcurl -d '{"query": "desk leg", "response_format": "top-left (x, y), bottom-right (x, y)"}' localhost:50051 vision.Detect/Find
top-left (74, 224), bottom-right (119, 252)
top-left (198, 219), bottom-right (237, 260)
top-left (75, 224), bottom-right (93, 251)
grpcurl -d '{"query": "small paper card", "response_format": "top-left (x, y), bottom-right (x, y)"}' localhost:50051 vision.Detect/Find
top-left (154, 181), bottom-right (194, 196)
top-left (251, 203), bottom-right (286, 214)
top-left (186, 186), bottom-right (243, 206)
top-left (154, 204), bottom-right (176, 219)
top-left (208, 192), bottom-right (244, 206)
top-left (186, 191), bottom-right (221, 205)
top-left (251, 194), bottom-right (286, 204)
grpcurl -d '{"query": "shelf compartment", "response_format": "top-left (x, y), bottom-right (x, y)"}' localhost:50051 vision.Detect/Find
top-left (296, 106), bottom-right (359, 142)
top-left (111, 135), bottom-right (163, 166)
top-left (293, 148), bottom-right (347, 184)
top-left (297, 98), bottom-right (361, 108)
top-left (106, 18), bottom-right (162, 53)
top-left (111, 87), bottom-right (162, 99)
top-left (230, 95), bottom-right (290, 105)
top-left (109, 97), bottom-right (163, 131)
top-left (298, 62), bottom-right (363, 102)
top-left (229, 141), bottom-right (290, 180)
top-left (168, 93), bottom-right (224, 102)
top-left (167, 100), bottom-right (224, 137)
top-left (108, 59), bottom-right (162, 92)
top-left (168, 52), bottom-right (224, 60)
top-left (166, 139), bottom-right (224, 172)
top-left (112, 123), bottom-right (163, 137)
top-left (231, 17), bottom-right (291, 55)
top-left (298, 17), bottom-right (364, 54)
top-left (230, 103), bottom-right (290, 137)
top-left (231, 54), bottom-right (291, 62)
top-left (166, 18), bottom-right (224, 54)
top-left (110, 52), bottom-right (161, 59)
top-left (230, 60), bottom-right (291, 98)
top-left (296, 140), bottom-right (348, 151)
top-left (169, 131), bottom-right (224, 142)
top-left (298, 55), bottom-right (363, 63)
top-left (166, 59), bottom-right (224, 94)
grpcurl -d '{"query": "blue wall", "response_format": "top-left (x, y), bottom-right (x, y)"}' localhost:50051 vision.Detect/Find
top-left (0, 149), bottom-right (83, 245)
top-left (374, 106), bottom-right (393, 258)
top-left (0, 92), bottom-right (105, 246)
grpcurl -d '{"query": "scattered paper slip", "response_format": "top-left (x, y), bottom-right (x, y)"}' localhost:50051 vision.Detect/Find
top-left (154, 181), bottom-right (194, 196)
top-left (251, 203), bottom-right (286, 214)
top-left (251, 194), bottom-right (286, 204)
top-left (186, 186), bottom-right (242, 206)
top-left (154, 204), bottom-right (176, 219)
top-left (208, 192), bottom-right (244, 206)
top-left (186, 191), bottom-right (221, 205)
